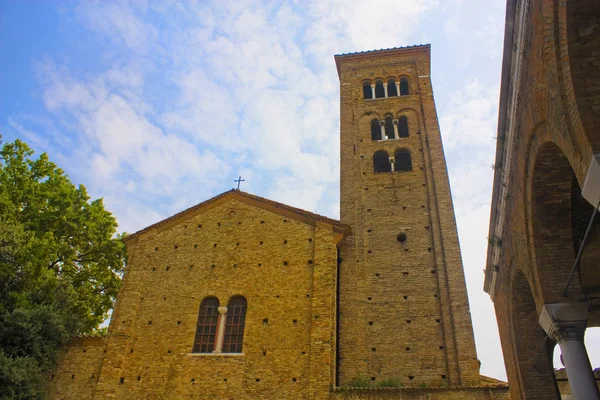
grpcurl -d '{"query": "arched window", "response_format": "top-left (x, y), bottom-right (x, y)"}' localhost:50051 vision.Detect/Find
top-left (400, 78), bottom-right (410, 96)
top-left (375, 80), bottom-right (385, 98)
top-left (192, 297), bottom-right (220, 353)
top-left (373, 150), bottom-right (391, 173)
top-left (371, 119), bottom-right (382, 141)
top-left (387, 79), bottom-right (398, 96)
top-left (398, 116), bottom-right (409, 138)
top-left (363, 81), bottom-right (373, 99)
top-left (385, 116), bottom-right (395, 140)
top-left (395, 149), bottom-right (412, 171)
top-left (223, 296), bottom-right (247, 353)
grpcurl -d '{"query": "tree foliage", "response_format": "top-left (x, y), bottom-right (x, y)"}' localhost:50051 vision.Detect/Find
top-left (0, 139), bottom-right (126, 399)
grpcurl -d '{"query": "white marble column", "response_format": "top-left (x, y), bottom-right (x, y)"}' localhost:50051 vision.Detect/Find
top-left (370, 84), bottom-right (375, 99)
top-left (389, 157), bottom-right (395, 172)
top-left (383, 82), bottom-right (388, 98)
top-left (396, 82), bottom-right (401, 96)
top-left (392, 119), bottom-right (399, 140)
top-left (213, 306), bottom-right (228, 353)
top-left (379, 121), bottom-right (386, 140)
top-left (539, 303), bottom-right (600, 400)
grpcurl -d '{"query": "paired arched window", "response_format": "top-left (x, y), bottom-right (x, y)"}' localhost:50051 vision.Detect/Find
top-left (362, 77), bottom-right (411, 99)
top-left (192, 296), bottom-right (247, 354)
top-left (384, 116), bottom-right (395, 140)
top-left (395, 149), bottom-right (412, 171)
top-left (370, 116), bottom-right (409, 141)
top-left (363, 82), bottom-right (373, 99)
top-left (193, 297), bottom-right (220, 353)
top-left (375, 80), bottom-right (385, 98)
top-left (387, 79), bottom-right (398, 96)
top-left (398, 116), bottom-right (409, 138)
top-left (371, 119), bottom-right (382, 141)
top-left (374, 150), bottom-right (392, 173)
top-left (373, 149), bottom-right (412, 173)
top-left (400, 78), bottom-right (410, 96)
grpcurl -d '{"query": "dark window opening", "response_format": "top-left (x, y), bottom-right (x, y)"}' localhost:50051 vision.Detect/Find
top-left (397, 232), bottom-right (407, 243)
top-left (384, 116), bottom-right (395, 140)
top-left (192, 297), bottom-right (220, 353)
top-left (400, 78), bottom-right (410, 96)
top-left (398, 116), bottom-right (409, 137)
top-left (395, 149), bottom-right (412, 171)
top-left (363, 82), bottom-right (373, 99)
top-left (387, 79), bottom-right (398, 96)
top-left (371, 119), bottom-right (382, 141)
top-left (375, 80), bottom-right (385, 98)
top-left (373, 150), bottom-right (391, 173)
top-left (223, 296), bottom-right (247, 353)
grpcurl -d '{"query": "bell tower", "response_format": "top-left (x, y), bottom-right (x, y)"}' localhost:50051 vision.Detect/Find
top-left (335, 45), bottom-right (481, 387)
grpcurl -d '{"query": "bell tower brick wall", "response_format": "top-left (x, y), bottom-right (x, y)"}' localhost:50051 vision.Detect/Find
top-left (335, 45), bottom-right (480, 388)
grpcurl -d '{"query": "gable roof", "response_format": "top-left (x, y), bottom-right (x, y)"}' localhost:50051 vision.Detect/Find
top-left (123, 189), bottom-right (350, 245)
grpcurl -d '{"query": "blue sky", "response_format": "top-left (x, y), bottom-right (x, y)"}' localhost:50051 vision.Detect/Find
top-left (2, 0), bottom-right (598, 381)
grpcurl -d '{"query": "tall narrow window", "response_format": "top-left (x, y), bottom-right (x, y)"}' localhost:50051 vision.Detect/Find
top-left (400, 78), bottom-right (410, 96)
top-left (192, 297), bottom-right (220, 353)
top-left (395, 149), bottom-right (412, 171)
top-left (398, 116), bottom-right (409, 138)
top-left (223, 296), bottom-right (247, 353)
top-left (375, 80), bottom-right (385, 98)
top-left (385, 116), bottom-right (395, 139)
top-left (387, 79), bottom-right (398, 96)
top-left (371, 119), bottom-right (382, 141)
top-left (363, 82), bottom-right (373, 99)
top-left (373, 150), bottom-right (391, 173)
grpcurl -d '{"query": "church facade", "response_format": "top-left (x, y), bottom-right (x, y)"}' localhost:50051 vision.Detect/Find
top-left (48, 46), bottom-right (509, 399)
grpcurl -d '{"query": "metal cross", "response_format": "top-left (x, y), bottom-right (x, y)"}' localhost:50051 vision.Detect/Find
top-left (234, 176), bottom-right (245, 190)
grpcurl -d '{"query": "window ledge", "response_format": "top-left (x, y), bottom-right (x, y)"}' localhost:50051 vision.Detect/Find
top-left (186, 352), bottom-right (245, 357)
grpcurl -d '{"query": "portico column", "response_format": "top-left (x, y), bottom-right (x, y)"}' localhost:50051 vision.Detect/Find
top-left (370, 84), bottom-right (375, 99)
top-left (393, 119), bottom-right (399, 139)
top-left (539, 303), bottom-right (600, 400)
top-left (383, 82), bottom-right (388, 98)
top-left (213, 306), bottom-right (228, 353)
top-left (396, 82), bottom-right (401, 96)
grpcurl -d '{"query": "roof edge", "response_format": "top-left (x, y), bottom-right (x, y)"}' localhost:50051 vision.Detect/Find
top-left (334, 44), bottom-right (431, 77)
top-left (123, 190), bottom-right (350, 245)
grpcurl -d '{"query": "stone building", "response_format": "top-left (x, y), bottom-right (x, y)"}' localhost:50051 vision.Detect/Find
top-left (48, 45), bottom-right (508, 399)
top-left (484, 0), bottom-right (600, 399)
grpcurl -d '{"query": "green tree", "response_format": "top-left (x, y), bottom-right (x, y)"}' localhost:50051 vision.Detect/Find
top-left (0, 139), bottom-right (126, 399)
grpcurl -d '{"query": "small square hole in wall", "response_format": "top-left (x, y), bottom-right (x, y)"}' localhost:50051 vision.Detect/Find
top-left (308, 260), bottom-right (313, 264)
top-left (165, 266), bottom-right (170, 271)
top-left (276, 295), bottom-right (280, 298)
top-left (306, 294), bottom-right (311, 298)
top-left (283, 219), bottom-right (288, 223)
top-left (283, 240), bottom-right (288, 244)
top-left (292, 378), bottom-right (297, 382)
top-left (368, 250), bottom-right (372, 253)
top-left (428, 247), bottom-right (432, 252)
top-left (194, 244), bottom-right (198, 248)
top-left (404, 248), bottom-right (409, 252)
top-left (367, 229), bottom-right (372, 232)
top-left (403, 296), bottom-right (408, 300)
top-left (283, 261), bottom-right (288, 266)
top-left (148, 321), bottom-right (152, 325)
top-left (367, 208), bottom-right (372, 212)
top-left (262, 350), bottom-right (267, 356)
top-left (314, 315), bottom-right (319, 320)
top-left (129, 349), bottom-right (134, 353)
top-left (51, 374), bottom-right (55, 380)
top-left (224, 378), bottom-right (228, 382)
top-left (211, 264), bottom-right (216, 268)
top-left (213, 243), bottom-right (217, 248)
top-left (406, 347), bottom-right (410, 351)
top-left (441, 375), bottom-right (446, 379)
top-left (293, 319), bottom-right (297, 324)
top-left (218, 222), bottom-right (221, 226)
top-left (436, 319), bottom-right (441, 323)
top-left (258, 263), bottom-right (262, 267)
top-left (163, 297), bottom-right (167, 300)
top-left (189, 265), bottom-right (194, 270)
top-left (72, 375), bottom-right (75, 379)
top-left (198, 224), bottom-right (202, 229)
top-left (308, 238), bottom-right (312, 242)
top-left (236, 242), bottom-right (240, 246)
top-left (431, 269), bottom-right (437, 274)
top-left (371, 348), bottom-right (376, 352)
top-left (168, 350), bottom-right (172, 354)
top-left (402, 206), bottom-right (406, 210)
top-left (367, 297), bottom-right (372, 301)
top-left (406, 319), bottom-right (411, 324)
top-left (371, 377), bottom-right (376, 381)
top-left (155, 247), bottom-right (159, 251)
top-left (421, 205), bottom-right (425, 208)
top-left (260, 220), bottom-right (265, 224)
top-left (137, 376), bottom-right (141, 381)
top-left (439, 346), bottom-right (444, 349)
top-left (375, 273), bottom-right (380, 277)
top-left (173, 245), bottom-right (178, 249)
top-left (408, 376), bottom-right (414, 380)
top-left (91, 374), bottom-right (95, 379)
top-left (263, 318), bottom-right (269, 325)
top-left (152, 267), bottom-right (156, 272)
top-left (302, 351), bottom-right (306, 355)
top-left (177, 321), bottom-right (181, 325)
top-left (119, 377), bottom-right (124, 384)
top-left (233, 264), bottom-right (237, 268)
top-left (259, 241), bottom-right (263, 245)
top-left (183, 225), bottom-right (187, 229)
top-left (191, 378), bottom-right (195, 383)
top-left (255, 378), bottom-right (261, 382)
top-left (238, 222), bottom-right (242, 225)
top-left (403, 272), bottom-right (409, 276)
top-left (368, 321), bottom-right (373, 326)
top-left (122, 321), bottom-right (125, 324)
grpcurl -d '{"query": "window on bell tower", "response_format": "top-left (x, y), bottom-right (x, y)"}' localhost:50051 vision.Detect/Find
top-left (373, 150), bottom-right (392, 173)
